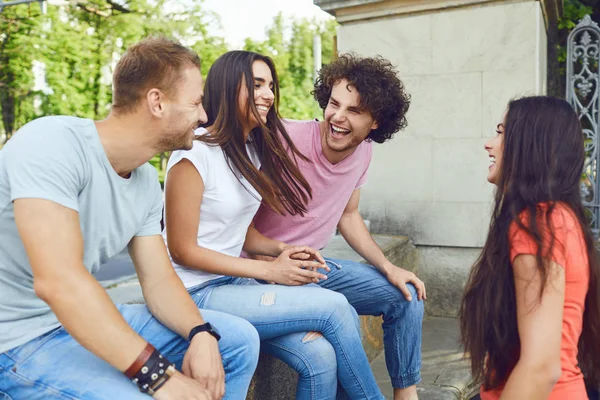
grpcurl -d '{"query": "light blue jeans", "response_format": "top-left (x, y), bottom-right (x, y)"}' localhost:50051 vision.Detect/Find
top-left (318, 258), bottom-right (423, 388)
top-left (0, 304), bottom-right (260, 399)
top-left (190, 276), bottom-right (384, 400)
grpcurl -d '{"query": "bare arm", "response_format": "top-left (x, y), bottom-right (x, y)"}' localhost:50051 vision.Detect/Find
top-left (337, 189), bottom-right (426, 300)
top-left (128, 234), bottom-right (225, 399)
top-left (14, 198), bottom-right (146, 372)
top-left (500, 255), bottom-right (564, 399)
top-left (337, 189), bottom-right (389, 272)
top-left (242, 223), bottom-right (286, 258)
top-left (128, 235), bottom-right (205, 337)
top-left (165, 159), bottom-right (325, 285)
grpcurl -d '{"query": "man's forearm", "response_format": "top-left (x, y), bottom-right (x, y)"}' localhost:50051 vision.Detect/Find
top-left (337, 211), bottom-right (393, 275)
top-left (39, 267), bottom-right (148, 372)
top-left (141, 271), bottom-right (205, 339)
top-left (243, 225), bottom-right (286, 257)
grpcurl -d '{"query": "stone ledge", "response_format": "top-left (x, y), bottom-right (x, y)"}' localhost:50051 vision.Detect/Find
top-left (313, 0), bottom-right (561, 26)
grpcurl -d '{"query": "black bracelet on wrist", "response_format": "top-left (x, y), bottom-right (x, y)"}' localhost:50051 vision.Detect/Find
top-left (131, 348), bottom-right (175, 394)
top-left (189, 322), bottom-right (221, 342)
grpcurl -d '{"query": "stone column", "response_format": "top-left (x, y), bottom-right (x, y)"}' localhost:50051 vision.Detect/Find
top-left (313, 0), bottom-right (561, 316)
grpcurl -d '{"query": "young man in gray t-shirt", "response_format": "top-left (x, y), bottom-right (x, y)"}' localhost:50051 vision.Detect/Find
top-left (0, 37), bottom-right (259, 400)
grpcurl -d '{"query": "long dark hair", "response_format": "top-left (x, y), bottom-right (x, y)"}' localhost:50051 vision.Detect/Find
top-left (459, 96), bottom-right (600, 390)
top-left (198, 50), bottom-right (311, 215)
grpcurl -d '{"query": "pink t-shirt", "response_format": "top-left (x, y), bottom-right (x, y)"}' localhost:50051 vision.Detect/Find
top-left (253, 119), bottom-right (372, 250)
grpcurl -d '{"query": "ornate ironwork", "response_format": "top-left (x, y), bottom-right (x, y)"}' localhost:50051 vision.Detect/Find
top-left (567, 15), bottom-right (600, 237)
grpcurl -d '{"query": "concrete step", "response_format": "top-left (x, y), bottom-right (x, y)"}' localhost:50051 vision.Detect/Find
top-left (372, 317), bottom-right (473, 400)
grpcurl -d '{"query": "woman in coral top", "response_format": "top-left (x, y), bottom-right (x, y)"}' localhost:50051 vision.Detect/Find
top-left (460, 96), bottom-right (600, 400)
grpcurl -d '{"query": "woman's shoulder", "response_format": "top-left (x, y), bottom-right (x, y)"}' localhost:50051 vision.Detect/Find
top-left (184, 128), bottom-right (222, 156)
top-left (512, 202), bottom-right (580, 236)
top-left (166, 128), bottom-right (225, 173)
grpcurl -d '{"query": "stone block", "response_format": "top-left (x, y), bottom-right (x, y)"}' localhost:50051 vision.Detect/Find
top-left (365, 137), bottom-right (433, 203)
top-left (417, 247), bottom-right (481, 317)
top-left (481, 68), bottom-right (537, 139)
top-left (378, 201), bottom-right (489, 247)
top-left (402, 73), bottom-right (483, 139)
top-left (338, 14), bottom-right (433, 77)
top-left (432, 138), bottom-right (493, 203)
top-left (431, 1), bottom-right (539, 74)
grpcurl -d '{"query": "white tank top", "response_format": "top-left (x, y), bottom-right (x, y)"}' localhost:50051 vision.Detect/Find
top-left (163, 128), bottom-right (262, 288)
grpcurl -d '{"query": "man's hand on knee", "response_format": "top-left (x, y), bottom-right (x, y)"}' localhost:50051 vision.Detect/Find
top-left (181, 332), bottom-right (225, 399)
top-left (383, 263), bottom-right (426, 302)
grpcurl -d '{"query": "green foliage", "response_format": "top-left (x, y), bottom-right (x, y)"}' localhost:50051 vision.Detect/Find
top-left (0, 0), bottom-right (226, 139)
top-left (0, 3), bottom-right (337, 182)
top-left (557, 0), bottom-right (594, 65)
top-left (244, 13), bottom-right (338, 121)
top-left (0, 3), bottom-right (45, 138)
top-left (559, 0), bottom-right (593, 30)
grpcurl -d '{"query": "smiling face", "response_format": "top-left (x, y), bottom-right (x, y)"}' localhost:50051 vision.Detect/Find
top-left (238, 60), bottom-right (275, 132)
top-left (160, 66), bottom-right (207, 151)
top-left (322, 79), bottom-right (379, 158)
top-left (485, 115), bottom-right (505, 185)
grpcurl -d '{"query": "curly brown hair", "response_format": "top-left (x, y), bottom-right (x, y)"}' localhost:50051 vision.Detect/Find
top-left (313, 53), bottom-right (410, 143)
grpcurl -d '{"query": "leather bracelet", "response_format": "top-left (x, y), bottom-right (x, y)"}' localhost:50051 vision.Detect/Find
top-left (147, 364), bottom-right (176, 395)
top-left (125, 342), bottom-right (155, 379)
top-left (132, 349), bottom-right (174, 394)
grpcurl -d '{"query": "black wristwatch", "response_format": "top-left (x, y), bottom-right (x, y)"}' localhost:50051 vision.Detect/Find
top-left (189, 322), bottom-right (221, 342)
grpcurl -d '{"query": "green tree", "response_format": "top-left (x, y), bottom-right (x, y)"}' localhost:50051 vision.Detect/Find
top-left (243, 14), bottom-right (338, 120)
top-left (0, 0), bottom-right (228, 144)
top-left (0, 3), bottom-right (44, 140)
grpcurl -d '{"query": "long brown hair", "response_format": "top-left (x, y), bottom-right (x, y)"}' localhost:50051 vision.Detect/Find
top-left (198, 50), bottom-right (311, 215)
top-left (459, 96), bottom-right (600, 390)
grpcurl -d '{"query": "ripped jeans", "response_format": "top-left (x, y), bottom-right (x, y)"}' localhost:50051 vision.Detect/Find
top-left (189, 277), bottom-right (384, 400)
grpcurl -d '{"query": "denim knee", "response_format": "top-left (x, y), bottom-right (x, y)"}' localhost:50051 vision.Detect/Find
top-left (223, 318), bottom-right (260, 372)
top-left (324, 290), bottom-right (354, 317)
top-left (350, 305), bottom-right (361, 332)
top-left (384, 283), bottom-right (424, 320)
top-left (296, 334), bottom-right (337, 380)
top-left (402, 284), bottom-right (424, 316)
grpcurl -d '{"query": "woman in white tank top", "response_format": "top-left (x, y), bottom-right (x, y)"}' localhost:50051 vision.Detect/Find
top-left (163, 50), bottom-right (384, 400)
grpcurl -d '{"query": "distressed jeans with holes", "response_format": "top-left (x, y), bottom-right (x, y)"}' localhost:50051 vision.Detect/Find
top-left (189, 276), bottom-right (384, 400)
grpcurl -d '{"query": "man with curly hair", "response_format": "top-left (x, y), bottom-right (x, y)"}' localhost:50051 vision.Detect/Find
top-left (250, 53), bottom-right (424, 400)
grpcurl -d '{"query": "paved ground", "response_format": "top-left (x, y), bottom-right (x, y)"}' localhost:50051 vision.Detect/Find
top-left (372, 317), bottom-right (474, 400)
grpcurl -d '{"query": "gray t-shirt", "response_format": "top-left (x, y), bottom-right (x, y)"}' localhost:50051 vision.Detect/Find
top-left (0, 116), bottom-right (163, 354)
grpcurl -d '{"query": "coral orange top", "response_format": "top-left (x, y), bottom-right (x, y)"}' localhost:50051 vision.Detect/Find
top-left (481, 203), bottom-right (590, 400)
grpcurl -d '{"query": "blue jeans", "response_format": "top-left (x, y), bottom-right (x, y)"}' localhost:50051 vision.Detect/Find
top-left (190, 276), bottom-right (384, 400)
top-left (318, 258), bottom-right (424, 388)
top-left (0, 304), bottom-right (259, 399)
